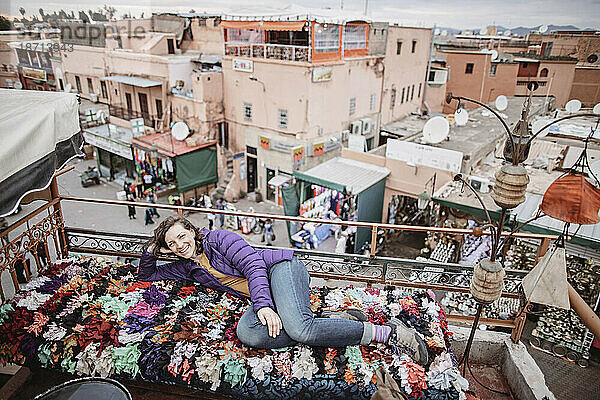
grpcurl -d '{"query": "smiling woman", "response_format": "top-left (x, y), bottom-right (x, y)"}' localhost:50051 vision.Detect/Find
top-left (138, 216), bottom-right (428, 364)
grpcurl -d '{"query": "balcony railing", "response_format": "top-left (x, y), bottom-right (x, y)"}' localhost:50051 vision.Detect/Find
top-left (2, 175), bottom-right (561, 341)
top-left (225, 42), bottom-right (310, 62)
top-left (108, 104), bottom-right (156, 128)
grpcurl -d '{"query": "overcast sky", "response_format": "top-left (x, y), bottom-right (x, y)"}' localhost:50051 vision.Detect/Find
top-left (5, 0), bottom-right (600, 30)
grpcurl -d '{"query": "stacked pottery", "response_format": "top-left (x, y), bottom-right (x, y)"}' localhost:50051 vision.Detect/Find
top-left (470, 258), bottom-right (505, 304)
top-left (491, 165), bottom-right (530, 209)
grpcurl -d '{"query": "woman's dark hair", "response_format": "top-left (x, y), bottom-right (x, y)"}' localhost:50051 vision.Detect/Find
top-left (145, 215), bottom-right (204, 258)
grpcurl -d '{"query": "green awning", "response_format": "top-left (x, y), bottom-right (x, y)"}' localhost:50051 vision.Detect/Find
top-left (293, 170), bottom-right (346, 192)
top-left (433, 197), bottom-right (506, 222)
top-left (176, 146), bottom-right (218, 192)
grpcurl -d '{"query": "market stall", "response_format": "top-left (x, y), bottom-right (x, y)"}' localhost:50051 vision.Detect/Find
top-left (131, 133), bottom-right (219, 201)
top-left (292, 157), bottom-right (390, 253)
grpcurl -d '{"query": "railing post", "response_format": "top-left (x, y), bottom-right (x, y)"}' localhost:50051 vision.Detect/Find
top-left (370, 226), bottom-right (377, 257)
top-left (292, 46), bottom-right (295, 61)
top-left (50, 176), bottom-right (68, 257)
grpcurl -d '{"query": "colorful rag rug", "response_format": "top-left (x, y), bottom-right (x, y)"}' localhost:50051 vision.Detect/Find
top-left (0, 257), bottom-right (469, 400)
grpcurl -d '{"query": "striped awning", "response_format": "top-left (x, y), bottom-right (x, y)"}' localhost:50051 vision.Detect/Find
top-left (221, 20), bottom-right (261, 30)
top-left (261, 20), bottom-right (306, 31)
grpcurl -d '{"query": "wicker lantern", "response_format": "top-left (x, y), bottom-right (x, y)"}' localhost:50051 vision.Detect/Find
top-left (470, 258), bottom-right (505, 304)
top-left (491, 165), bottom-right (530, 209)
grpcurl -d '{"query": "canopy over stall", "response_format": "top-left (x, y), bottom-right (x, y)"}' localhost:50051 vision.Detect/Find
top-left (293, 157), bottom-right (390, 252)
top-left (0, 89), bottom-right (83, 217)
top-left (130, 134), bottom-right (219, 196)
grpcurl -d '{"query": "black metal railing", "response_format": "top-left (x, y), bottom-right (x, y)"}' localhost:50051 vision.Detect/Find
top-left (108, 104), bottom-right (156, 128)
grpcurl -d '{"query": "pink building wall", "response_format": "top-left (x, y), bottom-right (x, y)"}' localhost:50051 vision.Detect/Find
top-left (380, 26), bottom-right (431, 124)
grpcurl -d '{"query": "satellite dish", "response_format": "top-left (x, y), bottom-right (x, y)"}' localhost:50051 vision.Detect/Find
top-left (172, 121), bottom-right (190, 141)
top-left (565, 99), bottom-right (582, 113)
top-left (96, 110), bottom-right (106, 124)
top-left (532, 119), bottom-right (551, 138)
top-left (65, 83), bottom-right (72, 93)
top-left (441, 30), bottom-right (448, 36)
top-left (455, 108), bottom-right (469, 126)
top-left (592, 103), bottom-right (600, 115)
top-left (434, 28), bottom-right (441, 36)
top-left (504, 30), bottom-right (511, 36)
top-left (495, 95), bottom-right (508, 111)
top-left (13, 81), bottom-right (23, 90)
top-left (479, 28), bottom-right (487, 35)
top-left (490, 50), bottom-right (499, 61)
top-left (539, 25), bottom-right (548, 33)
top-left (422, 116), bottom-right (450, 144)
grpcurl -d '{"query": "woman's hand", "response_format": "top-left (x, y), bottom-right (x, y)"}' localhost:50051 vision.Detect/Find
top-left (257, 307), bottom-right (282, 338)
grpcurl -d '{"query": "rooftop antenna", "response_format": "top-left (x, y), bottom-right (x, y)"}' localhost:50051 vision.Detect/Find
top-left (364, 0), bottom-right (368, 15)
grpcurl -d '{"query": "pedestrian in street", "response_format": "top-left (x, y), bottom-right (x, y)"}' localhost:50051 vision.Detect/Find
top-left (145, 207), bottom-right (155, 225)
top-left (207, 211), bottom-right (216, 230)
top-left (216, 198), bottom-right (225, 227)
top-left (147, 190), bottom-right (160, 218)
top-left (134, 175), bottom-right (144, 198)
top-left (123, 180), bottom-right (131, 197)
top-left (127, 194), bottom-right (136, 219)
top-left (263, 219), bottom-right (274, 246)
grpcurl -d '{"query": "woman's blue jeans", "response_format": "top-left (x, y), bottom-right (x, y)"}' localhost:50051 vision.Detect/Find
top-left (236, 257), bottom-right (373, 348)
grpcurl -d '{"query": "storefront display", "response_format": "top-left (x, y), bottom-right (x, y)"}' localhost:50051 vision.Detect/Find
top-left (292, 185), bottom-right (357, 251)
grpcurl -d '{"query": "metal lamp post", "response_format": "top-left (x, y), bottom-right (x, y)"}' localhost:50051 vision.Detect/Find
top-left (444, 87), bottom-right (600, 393)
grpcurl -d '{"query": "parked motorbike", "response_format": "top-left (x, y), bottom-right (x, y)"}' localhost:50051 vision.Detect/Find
top-left (79, 166), bottom-right (100, 187)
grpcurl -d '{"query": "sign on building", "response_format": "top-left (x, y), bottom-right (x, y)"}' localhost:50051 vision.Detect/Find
top-left (313, 142), bottom-right (325, 156)
top-left (385, 139), bottom-right (463, 173)
top-left (312, 67), bottom-right (333, 82)
top-left (292, 145), bottom-right (305, 170)
top-left (22, 67), bottom-right (47, 81)
top-left (233, 58), bottom-right (254, 73)
top-left (83, 130), bottom-right (133, 160)
top-left (130, 118), bottom-right (145, 135)
top-left (259, 136), bottom-right (271, 149)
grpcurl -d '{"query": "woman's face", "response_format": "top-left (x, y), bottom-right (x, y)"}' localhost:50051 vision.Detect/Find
top-left (164, 223), bottom-right (196, 259)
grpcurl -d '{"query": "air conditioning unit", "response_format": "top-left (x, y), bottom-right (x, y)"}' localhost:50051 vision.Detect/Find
top-left (350, 120), bottom-right (363, 136)
top-left (469, 176), bottom-right (490, 193)
top-left (341, 129), bottom-right (350, 141)
top-left (361, 118), bottom-right (373, 135)
top-left (89, 93), bottom-right (98, 103)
